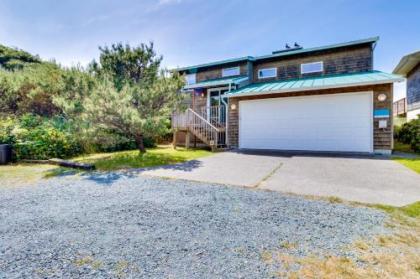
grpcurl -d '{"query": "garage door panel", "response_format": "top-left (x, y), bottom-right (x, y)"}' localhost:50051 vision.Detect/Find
top-left (239, 92), bottom-right (373, 152)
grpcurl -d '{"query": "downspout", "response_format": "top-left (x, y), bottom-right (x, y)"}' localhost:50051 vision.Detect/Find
top-left (220, 83), bottom-right (231, 147)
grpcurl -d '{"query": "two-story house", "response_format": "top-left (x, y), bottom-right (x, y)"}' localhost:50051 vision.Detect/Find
top-left (393, 51), bottom-right (420, 121)
top-left (173, 37), bottom-right (403, 155)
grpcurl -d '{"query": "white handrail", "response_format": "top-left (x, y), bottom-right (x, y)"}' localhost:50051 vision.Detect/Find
top-left (187, 108), bottom-right (220, 132)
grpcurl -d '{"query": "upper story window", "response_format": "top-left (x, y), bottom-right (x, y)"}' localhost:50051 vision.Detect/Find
top-left (258, 67), bottom-right (277, 79)
top-left (222, 66), bottom-right (240, 77)
top-left (301, 61), bottom-right (323, 74)
top-left (185, 73), bottom-right (196, 85)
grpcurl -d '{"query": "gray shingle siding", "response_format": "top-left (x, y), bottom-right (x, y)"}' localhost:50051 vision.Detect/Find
top-left (407, 63), bottom-right (420, 110)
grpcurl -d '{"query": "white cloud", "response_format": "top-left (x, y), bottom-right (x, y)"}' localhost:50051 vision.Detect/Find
top-left (83, 15), bottom-right (111, 26)
top-left (157, 0), bottom-right (183, 6)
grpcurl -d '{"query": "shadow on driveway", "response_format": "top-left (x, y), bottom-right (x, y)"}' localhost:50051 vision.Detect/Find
top-left (79, 159), bottom-right (203, 185)
top-left (234, 148), bottom-right (392, 160)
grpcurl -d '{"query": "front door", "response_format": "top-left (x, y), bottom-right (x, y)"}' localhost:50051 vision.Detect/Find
top-left (207, 88), bottom-right (228, 124)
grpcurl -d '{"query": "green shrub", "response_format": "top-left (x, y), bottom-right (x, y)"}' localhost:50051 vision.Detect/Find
top-left (395, 116), bottom-right (420, 152)
top-left (0, 114), bottom-right (81, 160)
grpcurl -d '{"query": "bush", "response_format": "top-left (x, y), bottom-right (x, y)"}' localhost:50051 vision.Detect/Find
top-left (0, 115), bottom-right (158, 161)
top-left (0, 114), bottom-right (81, 160)
top-left (395, 116), bottom-right (420, 152)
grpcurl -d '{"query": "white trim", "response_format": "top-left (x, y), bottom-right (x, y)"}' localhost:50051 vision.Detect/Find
top-left (207, 87), bottom-right (229, 121)
top-left (407, 108), bottom-right (420, 121)
top-left (369, 91), bottom-right (374, 153)
top-left (222, 66), bottom-right (240, 77)
top-left (226, 78), bottom-right (403, 98)
top-left (301, 61), bottom-right (324, 74)
top-left (258, 67), bottom-right (277, 79)
top-left (207, 86), bottom-right (230, 106)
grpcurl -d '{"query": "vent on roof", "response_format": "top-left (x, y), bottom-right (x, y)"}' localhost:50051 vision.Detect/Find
top-left (272, 42), bottom-right (303, 54)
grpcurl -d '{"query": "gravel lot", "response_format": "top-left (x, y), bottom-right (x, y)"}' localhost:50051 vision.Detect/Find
top-left (0, 173), bottom-right (388, 278)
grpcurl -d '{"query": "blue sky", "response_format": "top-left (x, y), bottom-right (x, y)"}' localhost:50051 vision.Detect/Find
top-left (0, 0), bottom-right (419, 99)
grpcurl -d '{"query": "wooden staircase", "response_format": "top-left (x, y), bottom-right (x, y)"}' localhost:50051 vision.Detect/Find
top-left (172, 108), bottom-right (227, 151)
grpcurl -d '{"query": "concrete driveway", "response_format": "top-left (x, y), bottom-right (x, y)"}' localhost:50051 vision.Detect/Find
top-left (142, 151), bottom-right (420, 206)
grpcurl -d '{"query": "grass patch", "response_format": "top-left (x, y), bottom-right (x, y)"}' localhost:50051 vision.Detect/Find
top-left (393, 157), bottom-right (420, 174)
top-left (75, 145), bottom-right (212, 171)
top-left (0, 163), bottom-right (59, 187)
top-left (327, 196), bottom-right (343, 203)
top-left (0, 145), bottom-right (212, 183)
top-left (393, 140), bottom-right (416, 154)
top-left (43, 167), bottom-right (81, 178)
top-left (372, 201), bottom-right (420, 219)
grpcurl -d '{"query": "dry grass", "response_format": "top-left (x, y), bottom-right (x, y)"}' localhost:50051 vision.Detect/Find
top-left (279, 241), bottom-right (297, 250)
top-left (0, 163), bottom-right (59, 187)
top-left (73, 256), bottom-right (102, 270)
top-left (262, 214), bottom-right (420, 278)
top-left (327, 196), bottom-right (343, 203)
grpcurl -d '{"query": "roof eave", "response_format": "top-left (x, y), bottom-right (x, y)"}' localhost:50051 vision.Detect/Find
top-left (393, 52), bottom-right (420, 75)
top-left (175, 56), bottom-right (253, 72)
top-left (183, 76), bottom-right (248, 90)
top-left (254, 36), bottom-right (380, 61)
top-left (225, 77), bottom-right (404, 98)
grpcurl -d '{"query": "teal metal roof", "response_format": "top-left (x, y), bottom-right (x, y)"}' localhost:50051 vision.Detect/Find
top-left (176, 57), bottom-right (252, 72)
top-left (183, 76), bottom-right (248, 90)
top-left (226, 71), bottom-right (403, 97)
top-left (175, 37), bottom-right (379, 72)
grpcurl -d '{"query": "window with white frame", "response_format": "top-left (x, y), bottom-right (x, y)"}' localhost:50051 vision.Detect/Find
top-left (185, 73), bottom-right (196, 85)
top-left (222, 66), bottom-right (240, 77)
top-left (301, 61), bottom-right (323, 74)
top-left (258, 67), bottom-right (277, 79)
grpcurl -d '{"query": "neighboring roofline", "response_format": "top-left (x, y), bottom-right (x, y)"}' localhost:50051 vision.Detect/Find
top-left (225, 72), bottom-right (403, 98)
top-left (393, 50), bottom-right (420, 76)
top-left (174, 37), bottom-right (379, 72)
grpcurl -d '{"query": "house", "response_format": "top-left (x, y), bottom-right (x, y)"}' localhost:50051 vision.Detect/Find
top-left (172, 37), bottom-right (403, 155)
top-left (393, 51), bottom-right (420, 121)
top-left (393, 98), bottom-right (406, 117)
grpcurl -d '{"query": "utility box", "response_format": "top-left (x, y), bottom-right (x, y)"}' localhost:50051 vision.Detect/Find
top-left (0, 144), bottom-right (12, 165)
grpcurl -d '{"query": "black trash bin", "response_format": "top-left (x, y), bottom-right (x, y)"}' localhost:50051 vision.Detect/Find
top-left (0, 144), bottom-right (12, 165)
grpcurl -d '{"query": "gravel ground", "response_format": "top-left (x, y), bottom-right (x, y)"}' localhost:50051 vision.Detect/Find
top-left (0, 172), bottom-right (388, 278)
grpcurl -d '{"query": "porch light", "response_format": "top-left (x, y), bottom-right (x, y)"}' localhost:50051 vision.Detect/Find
top-left (230, 103), bottom-right (237, 110)
top-left (377, 93), bottom-right (387, 101)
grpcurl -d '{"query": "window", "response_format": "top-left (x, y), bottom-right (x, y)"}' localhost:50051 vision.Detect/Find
top-left (185, 73), bottom-right (196, 85)
top-left (258, 68), bottom-right (277, 79)
top-left (222, 66), bottom-right (240, 77)
top-left (301, 61), bottom-right (323, 74)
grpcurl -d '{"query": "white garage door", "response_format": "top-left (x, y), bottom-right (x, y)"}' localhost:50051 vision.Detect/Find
top-left (239, 92), bottom-right (373, 152)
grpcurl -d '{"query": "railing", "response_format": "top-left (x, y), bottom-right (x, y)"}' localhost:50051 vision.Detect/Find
top-left (393, 98), bottom-right (406, 116)
top-left (172, 107), bottom-right (227, 149)
top-left (172, 111), bottom-right (189, 129)
top-left (198, 106), bottom-right (226, 127)
top-left (187, 108), bottom-right (219, 148)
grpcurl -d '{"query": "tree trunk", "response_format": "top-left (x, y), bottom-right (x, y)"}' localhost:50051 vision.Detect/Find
top-left (135, 134), bottom-right (146, 153)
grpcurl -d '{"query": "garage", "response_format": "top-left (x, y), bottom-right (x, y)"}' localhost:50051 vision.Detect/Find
top-left (238, 92), bottom-right (373, 152)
